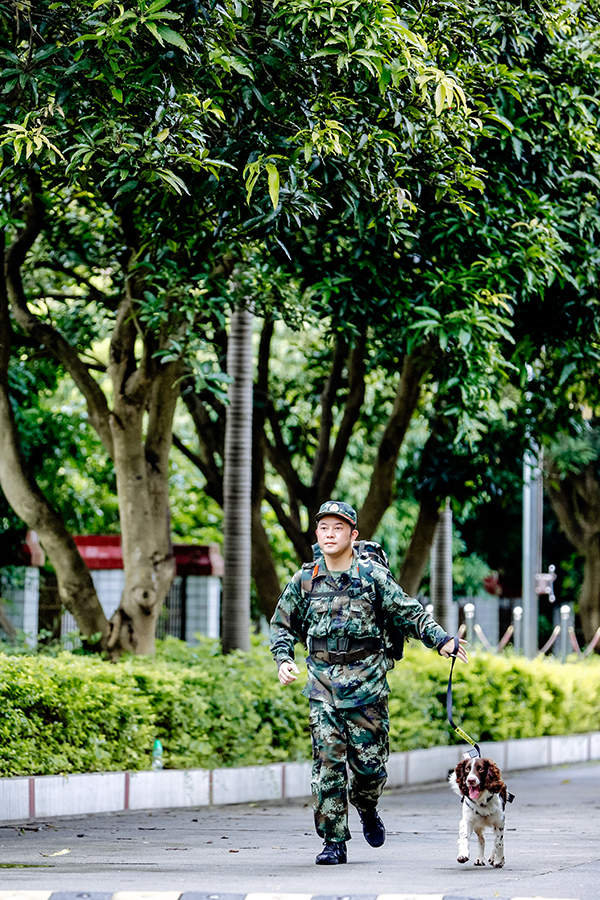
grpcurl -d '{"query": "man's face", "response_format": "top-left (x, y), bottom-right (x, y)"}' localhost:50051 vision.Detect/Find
top-left (315, 516), bottom-right (358, 555)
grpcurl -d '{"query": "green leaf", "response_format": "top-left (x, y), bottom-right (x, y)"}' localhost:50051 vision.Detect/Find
top-left (266, 163), bottom-right (280, 210)
top-left (154, 25), bottom-right (190, 53)
top-left (145, 20), bottom-right (164, 45)
top-left (146, 0), bottom-right (175, 13)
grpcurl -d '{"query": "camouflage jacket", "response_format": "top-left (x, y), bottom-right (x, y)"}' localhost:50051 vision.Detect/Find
top-left (269, 553), bottom-right (450, 709)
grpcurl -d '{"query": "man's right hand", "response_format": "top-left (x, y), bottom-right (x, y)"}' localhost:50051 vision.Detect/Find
top-left (278, 660), bottom-right (300, 685)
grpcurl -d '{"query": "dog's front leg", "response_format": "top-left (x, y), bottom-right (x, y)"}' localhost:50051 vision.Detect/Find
top-left (473, 826), bottom-right (486, 866)
top-left (457, 807), bottom-right (471, 863)
top-left (489, 821), bottom-right (505, 868)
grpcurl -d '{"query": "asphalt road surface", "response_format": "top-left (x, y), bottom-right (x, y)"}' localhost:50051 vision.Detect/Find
top-left (0, 761), bottom-right (598, 900)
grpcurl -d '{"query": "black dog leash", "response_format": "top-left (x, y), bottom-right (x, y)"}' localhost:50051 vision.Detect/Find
top-left (446, 636), bottom-right (482, 758)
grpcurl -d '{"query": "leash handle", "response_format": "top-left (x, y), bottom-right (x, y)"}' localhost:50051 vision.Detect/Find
top-left (446, 638), bottom-right (481, 758)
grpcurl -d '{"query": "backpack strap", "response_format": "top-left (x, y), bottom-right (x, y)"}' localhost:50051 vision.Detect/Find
top-left (301, 562), bottom-right (319, 596)
top-left (357, 555), bottom-right (405, 663)
top-left (356, 555), bottom-right (379, 611)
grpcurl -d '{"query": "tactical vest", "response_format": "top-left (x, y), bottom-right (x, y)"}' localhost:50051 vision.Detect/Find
top-left (299, 556), bottom-right (404, 669)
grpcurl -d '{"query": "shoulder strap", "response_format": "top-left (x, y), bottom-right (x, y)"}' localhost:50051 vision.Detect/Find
top-left (356, 555), bottom-right (378, 603)
top-left (300, 562), bottom-right (319, 596)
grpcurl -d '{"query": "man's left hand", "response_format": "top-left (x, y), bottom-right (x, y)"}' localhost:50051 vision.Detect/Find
top-left (440, 637), bottom-right (468, 663)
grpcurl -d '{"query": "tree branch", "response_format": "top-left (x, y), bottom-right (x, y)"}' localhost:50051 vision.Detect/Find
top-left (545, 461), bottom-right (600, 552)
top-left (265, 400), bottom-right (310, 506)
top-left (252, 316), bottom-right (274, 505)
top-left (317, 332), bottom-right (367, 500)
top-left (399, 489), bottom-right (442, 596)
top-left (264, 486), bottom-right (313, 560)
top-left (311, 334), bottom-right (347, 488)
top-left (33, 260), bottom-right (118, 309)
top-left (182, 386), bottom-right (225, 470)
top-left (5, 178), bottom-right (114, 457)
top-left (358, 342), bottom-right (434, 538)
top-left (172, 433), bottom-right (224, 505)
top-left (0, 239), bottom-right (110, 645)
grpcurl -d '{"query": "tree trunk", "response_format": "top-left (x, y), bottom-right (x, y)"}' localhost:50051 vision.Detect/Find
top-left (222, 302), bottom-right (254, 652)
top-left (399, 491), bottom-right (442, 596)
top-left (250, 316), bottom-right (281, 618)
top-left (183, 329), bottom-right (436, 602)
top-left (105, 291), bottom-right (181, 655)
top-left (578, 534), bottom-right (600, 642)
top-left (1, 250), bottom-right (109, 643)
top-left (251, 503), bottom-right (281, 619)
top-left (4, 185), bottom-right (183, 655)
top-left (107, 403), bottom-right (162, 654)
top-left (546, 460), bottom-right (600, 644)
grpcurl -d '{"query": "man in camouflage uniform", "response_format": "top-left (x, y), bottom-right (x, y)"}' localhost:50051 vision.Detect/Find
top-left (270, 500), bottom-right (468, 866)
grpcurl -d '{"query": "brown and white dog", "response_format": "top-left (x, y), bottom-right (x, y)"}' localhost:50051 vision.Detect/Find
top-left (449, 756), bottom-right (512, 868)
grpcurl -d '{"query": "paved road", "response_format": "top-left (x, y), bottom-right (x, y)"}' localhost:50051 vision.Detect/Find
top-left (0, 761), bottom-right (598, 900)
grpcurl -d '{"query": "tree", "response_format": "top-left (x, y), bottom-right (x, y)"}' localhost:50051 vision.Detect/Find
top-left (0, 0), bottom-right (498, 650)
top-left (0, 228), bottom-right (109, 641)
top-left (174, 0), bottom-right (600, 628)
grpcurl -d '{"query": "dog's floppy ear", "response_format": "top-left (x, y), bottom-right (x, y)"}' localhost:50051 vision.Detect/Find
top-left (485, 760), bottom-right (507, 798)
top-left (454, 759), bottom-right (469, 790)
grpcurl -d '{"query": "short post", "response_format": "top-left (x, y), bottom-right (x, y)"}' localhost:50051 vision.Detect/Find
top-left (464, 602), bottom-right (475, 645)
top-left (560, 605), bottom-right (571, 663)
top-left (513, 605), bottom-right (523, 654)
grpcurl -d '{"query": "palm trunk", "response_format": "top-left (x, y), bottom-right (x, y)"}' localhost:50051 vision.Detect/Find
top-left (222, 303), bottom-right (254, 653)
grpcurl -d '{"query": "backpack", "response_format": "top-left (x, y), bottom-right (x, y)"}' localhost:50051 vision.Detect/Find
top-left (300, 539), bottom-right (405, 668)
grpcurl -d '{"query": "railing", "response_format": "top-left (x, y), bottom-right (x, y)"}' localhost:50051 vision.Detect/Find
top-left (459, 603), bottom-right (600, 662)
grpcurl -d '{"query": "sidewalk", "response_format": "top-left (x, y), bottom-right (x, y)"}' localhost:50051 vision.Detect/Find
top-left (0, 761), bottom-right (596, 900)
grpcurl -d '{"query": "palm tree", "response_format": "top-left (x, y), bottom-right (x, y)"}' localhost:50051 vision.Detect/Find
top-left (221, 301), bottom-right (254, 652)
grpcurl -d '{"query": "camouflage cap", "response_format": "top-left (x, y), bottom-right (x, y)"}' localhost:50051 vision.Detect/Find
top-left (315, 500), bottom-right (357, 527)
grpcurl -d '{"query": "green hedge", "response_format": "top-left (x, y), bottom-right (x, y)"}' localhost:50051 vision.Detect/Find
top-left (387, 648), bottom-right (600, 749)
top-left (0, 637), bottom-right (599, 777)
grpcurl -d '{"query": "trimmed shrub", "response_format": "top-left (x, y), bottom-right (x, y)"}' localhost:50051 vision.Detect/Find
top-left (387, 646), bottom-right (600, 750)
top-left (0, 637), bottom-right (598, 777)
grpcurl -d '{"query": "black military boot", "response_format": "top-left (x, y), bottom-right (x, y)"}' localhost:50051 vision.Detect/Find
top-left (358, 806), bottom-right (386, 847)
top-left (315, 840), bottom-right (347, 865)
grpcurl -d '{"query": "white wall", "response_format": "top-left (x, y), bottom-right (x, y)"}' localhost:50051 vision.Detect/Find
top-left (185, 575), bottom-right (220, 641)
top-left (61, 569), bottom-right (221, 642)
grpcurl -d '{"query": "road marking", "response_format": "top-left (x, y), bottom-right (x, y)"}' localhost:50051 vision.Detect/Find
top-left (246, 895), bottom-right (312, 900)
top-left (112, 894), bottom-right (182, 900)
top-left (0, 893), bottom-right (583, 900)
top-left (378, 895), bottom-right (443, 900)
top-left (0, 894), bottom-right (52, 900)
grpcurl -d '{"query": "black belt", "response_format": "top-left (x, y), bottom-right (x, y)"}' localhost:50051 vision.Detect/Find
top-left (309, 637), bottom-right (383, 665)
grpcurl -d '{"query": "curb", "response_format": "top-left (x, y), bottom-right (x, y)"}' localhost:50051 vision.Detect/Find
top-left (0, 892), bottom-right (581, 900)
top-left (0, 731), bottom-right (598, 824)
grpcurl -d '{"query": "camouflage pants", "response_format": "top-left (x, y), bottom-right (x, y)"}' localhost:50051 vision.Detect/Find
top-left (309, 697), bottom-right (389, 842)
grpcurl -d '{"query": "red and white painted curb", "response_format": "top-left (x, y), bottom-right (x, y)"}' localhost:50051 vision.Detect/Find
top-left (1, 731), bottom-right (598, 824)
